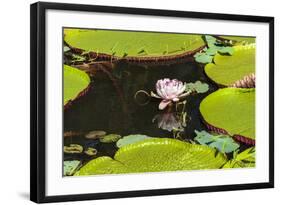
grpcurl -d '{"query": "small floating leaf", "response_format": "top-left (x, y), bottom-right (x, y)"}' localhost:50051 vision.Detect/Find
top-left (116, 134), bottom-right (154, 148)
top-left (194, 52), bottom-right (213, 63)
top-left (64, 160), bottom-right (81, 176)
top-left (185, 81), bottom-right (209, 93)
top-left (64, 65), bottom-right (91, 105)
top-left (100, 134), bottom-right (121, 143)
top-left (200, 88), bottom-right (255, 141)
top-left (64, 144), bottom-right (83, 154)
top-left (205, 35), bottom-right (217, 47)
top-left (194, 35), bottom-right (234, 64)
top-left (84, 147), bottom-right (98, 156)
top-left (85, 130), bottom-right (106, 139)
top-left (75, 138), bottom-right (227, 176)
top-left (194, 130), bottom-right (240, 153)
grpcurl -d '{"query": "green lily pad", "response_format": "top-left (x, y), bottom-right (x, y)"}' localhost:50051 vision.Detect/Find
top-left (185, 81), bottom-right (209, 93)
top-left (194, 35), bottom-right (234, 64)
top-left (100, 134), bottom-right (121, 143)
top-left (194, 130), bottom-right (240, 153)
top-left (64, 64), bottom-right (90, 105)
top-left (75, 138), bottom-right (227, 176)
top-left (204, 44), bottom-right (255, 86)
top-left (64, 29), bottom-right (205, 58)
top-left (200, 88), bottom-right (255, 141)
top-left (116, 134), bottom-right (154, 148)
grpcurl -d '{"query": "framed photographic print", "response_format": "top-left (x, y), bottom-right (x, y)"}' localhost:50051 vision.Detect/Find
top-left (30, 1), bottom-right (274, 203)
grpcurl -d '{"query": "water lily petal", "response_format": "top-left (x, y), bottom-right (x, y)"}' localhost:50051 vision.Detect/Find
top-left (159, 100), bottom-right (171, 110)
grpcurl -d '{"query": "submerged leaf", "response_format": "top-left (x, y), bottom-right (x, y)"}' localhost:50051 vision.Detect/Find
top-left (75, 138), bottom-right (227, 176)
top-left (194, 130), bottom-right (240, 153)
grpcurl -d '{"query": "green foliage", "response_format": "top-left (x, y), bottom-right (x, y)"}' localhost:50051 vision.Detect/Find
top-left (116, 134), bottom-right (154, 148)
top-left (194, 130), bottom-right (240, 153)
top-left (75, 138), bottom-right (227, 176)
top-left (204, 44), bottom-right (255, 86)
top-left (194, 35), bottom-right (234, 64)
top-left (223, 147), bottom-right (255, 168)
top-left (200, 88), bottom-right (255, 140)
top-left (99, 134), bottom-right (121, 143)
top-left (64, 28), bottom-right (205, 58)
top-left (64, 65), bottom-right (91, 105)
top-left (64, 160), bottom-right (81, 176)
top-left (185, 81), bottom-right (209, 93)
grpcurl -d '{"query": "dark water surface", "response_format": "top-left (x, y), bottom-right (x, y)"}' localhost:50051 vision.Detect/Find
top-left (64, 61), bottom-right (218, 162)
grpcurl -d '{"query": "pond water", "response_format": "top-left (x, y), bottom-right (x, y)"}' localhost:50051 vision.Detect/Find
top-left (64, 61), bottom-right (249, 165)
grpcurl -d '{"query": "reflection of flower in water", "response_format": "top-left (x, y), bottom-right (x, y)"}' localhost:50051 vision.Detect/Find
top-left (152, 112), bottom-right (184, 132)
top-left (151, 78), bottom-right (190, 110)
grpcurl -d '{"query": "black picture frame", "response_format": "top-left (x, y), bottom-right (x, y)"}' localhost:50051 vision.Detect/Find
top-left (30, 1), bottom-right (274, 203)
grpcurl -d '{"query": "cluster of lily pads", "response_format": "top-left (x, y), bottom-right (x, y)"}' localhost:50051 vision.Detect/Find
top-left (65, 133), bottom-right (255, 176)
top-left (63, 29), bottom-right (256, 176)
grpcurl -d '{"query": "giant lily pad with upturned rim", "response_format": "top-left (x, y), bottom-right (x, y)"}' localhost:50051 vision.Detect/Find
top-left (204, 44), bottom-right (255, 86)
top-left (64, 28), bottom-right (206, 64)
top-left (200, 88), bottom-right (255, 145)
top-left (74, 138), bottom-right (227, 176)
top-left (64, 64), bottom-right (91, 107)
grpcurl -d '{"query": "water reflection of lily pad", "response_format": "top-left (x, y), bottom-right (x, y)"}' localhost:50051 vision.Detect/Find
top-left (75, 138), bottom-right (227, 176)
top-left (116, 134), bottom-right (154, 148)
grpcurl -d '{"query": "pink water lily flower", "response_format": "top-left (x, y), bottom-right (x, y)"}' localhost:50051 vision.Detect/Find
top-left (151, 78), bottom-right (189, 110)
